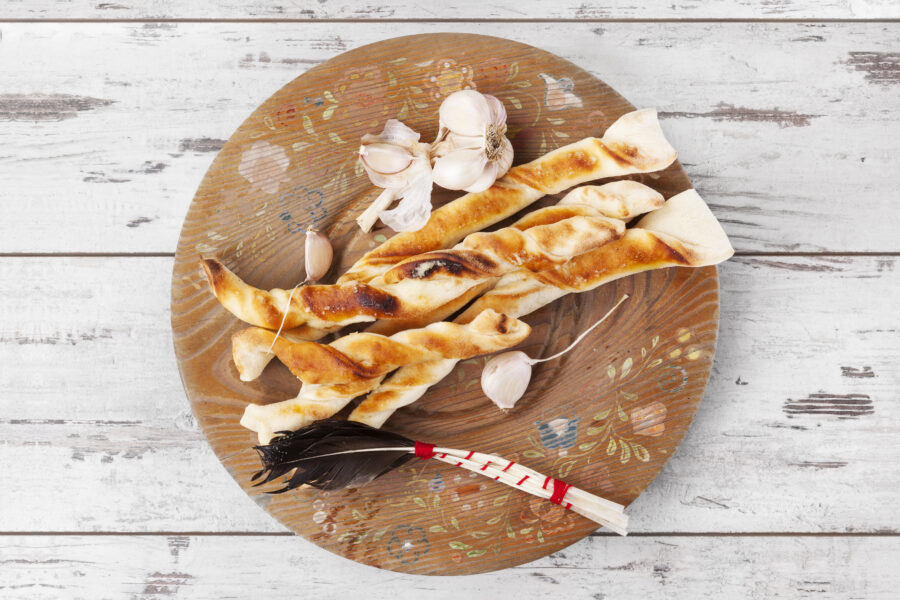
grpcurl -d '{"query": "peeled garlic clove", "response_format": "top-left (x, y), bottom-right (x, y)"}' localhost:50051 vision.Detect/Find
top-left (359, 142), bottom-right (414, 175)
top-left (432, 147), bottom-right (489, 191)
top-left (481, 351), bottom-right (534, 410)
top-left (439, 90), bottom-right (493, 137)
top-left (304, 229), bottom-right (333, 282)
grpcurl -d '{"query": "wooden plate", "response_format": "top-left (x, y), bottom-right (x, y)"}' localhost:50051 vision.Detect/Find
top-left (171, 33), bottom-right (719, 575)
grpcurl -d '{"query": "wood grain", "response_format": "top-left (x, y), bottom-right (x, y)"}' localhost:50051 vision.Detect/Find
top-left (2, 256), bottom-right (897, 534)
top-left (5, 0), bottom-right (900, 20)
top-left (168, 32), bottom-right (716, 574)
top-left (1, 23), bottom-right (898, 253)
top-left (2, 534), bottom-right (899, 599)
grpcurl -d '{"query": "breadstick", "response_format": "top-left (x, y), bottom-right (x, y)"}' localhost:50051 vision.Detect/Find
top-left (232, 309), bottom-right (529, 385)
top-left (239, 309), bottom-right (530, 443)
top-left (349, 189), bottom-right (733, 428)
top-left (202, 181), bottom-right (664, 331)
top-left (340, 109), bottom-right (677, 283)
top-left (204, 215), bottom-right (620, 330)
top-left (224, 180), bottom-right (663, 381)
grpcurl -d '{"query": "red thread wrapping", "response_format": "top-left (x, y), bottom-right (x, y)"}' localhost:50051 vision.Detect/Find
top-left (549, 479), bottom-right (572, 506)
top-left (413, 441), bottom-right (435, 460)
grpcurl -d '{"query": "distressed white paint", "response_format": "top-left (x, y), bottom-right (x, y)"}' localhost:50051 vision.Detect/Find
top-left (1, 256), bottom-right (897, 534)
top-left (1, 23), bottom-right (898, 253)
top-left (2, 9), bottom-right (897, 591)
top-left (5, 0), bottom-right (900, 20)
top-left (1, 534), bottom-right (898, 598)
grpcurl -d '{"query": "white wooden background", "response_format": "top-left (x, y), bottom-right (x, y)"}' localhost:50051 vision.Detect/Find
top-left (1, 3), bottom-right (899, 598)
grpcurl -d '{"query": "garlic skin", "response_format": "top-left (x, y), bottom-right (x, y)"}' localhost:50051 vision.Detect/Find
top-left (481, 351), bottom-right (533, 410)
top-left (304, 228), bottom-right (333, 282)
top-left (431, 90), bottom-right (514, 193)
top-left (480, 295), bottom-right (631, 412)
top-left (357, 119), bottom-right (434, 233)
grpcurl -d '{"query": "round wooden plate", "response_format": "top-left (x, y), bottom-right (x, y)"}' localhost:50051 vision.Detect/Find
top-left (171, 33), bottom-right (719, 575)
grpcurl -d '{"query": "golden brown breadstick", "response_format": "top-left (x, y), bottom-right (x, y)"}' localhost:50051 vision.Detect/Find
top-left (239, 309), bottom-right (531, 443)
top-left (349, 189), bottom-right (733, 427)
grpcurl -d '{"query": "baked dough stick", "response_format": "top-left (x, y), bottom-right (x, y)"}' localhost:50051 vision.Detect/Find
top-left (341, 108), bottom-right (677, 283)
top-left (221, 180), bottom-right (663, 377)
top-left (286, 180), bottom-right (663, 341)
top-left (202, 181), bottom-right (664, 331)
top-left (239, 309), bottom-right (530, 444)
top-left (202, 214), bottom-right (623, 331)
top-left (350, 189), bottom-right (734, 428)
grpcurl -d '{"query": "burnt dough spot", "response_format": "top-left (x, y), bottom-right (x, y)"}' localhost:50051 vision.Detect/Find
top-left (390, 252), bottom-right (496, 281)
top-left (300, 283), bottom-right (400, 320)
top-left (200, 258), bottom-right (226, 289)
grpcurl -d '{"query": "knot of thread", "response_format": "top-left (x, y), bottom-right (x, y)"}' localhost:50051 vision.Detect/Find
top-left (413, 441), bottom-right (436, 460)
top-left (549, 478), bottom-right (572, 506)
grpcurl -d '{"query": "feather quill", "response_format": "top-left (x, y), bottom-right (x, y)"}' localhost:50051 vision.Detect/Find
top-left (253, 419), bottom-right (416, 492)
top-left (252, 420), bottom-right (629, 534)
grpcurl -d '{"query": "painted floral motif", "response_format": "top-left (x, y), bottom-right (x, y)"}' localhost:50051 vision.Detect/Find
top-left (519, 496), bottom-right (577, 544)
top-left (423, 58), bottom-right (477, 100)
top-left (427, 472), bottom-right (445, 493)
top-left (536, 418), bottom-right (580, 455)
top-left (538, 73), bottom-right (583, 111)
top-left (525, 327), bottom-right (703, 476)
top-left (631, 401), bottom-right (668, 437)
top-left (238, 140), bottom-right (290, 194)
top-left (327, 65), bottom-right (390, 123)
top-left (386, 525), bottom-right (430, 565)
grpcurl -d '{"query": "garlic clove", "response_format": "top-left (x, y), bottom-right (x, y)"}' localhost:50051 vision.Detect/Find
top-left (481, 351), bottom-right (534, 410)
top-left (377, 172), bottom-right (433, 232)
top-left (432, 147), bottom-right (488, 191)
top-left (484, 93), bottom-right (507, 125)
top-left (439, 90), bottom-right (492, 137)
top-left (304, 228), bottom-right (333, 282)
top-left (463, 160), bottom-right (498, 194)
top-left (359, 142), bottom-right (414, 175)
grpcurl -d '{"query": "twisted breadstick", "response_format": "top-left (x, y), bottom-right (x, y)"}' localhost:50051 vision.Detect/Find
top-left (240, 309), bottom-right (530, 443)
top-left (349, 189), bottom-right (734, 428)
top-left (204, 215), bottom-right (621, 330)
top-left (233, 309), bottom-right (529, 385)
top-left (340, 108), bottom-right (677, 283)
top-left (202, 180), bottom-right (664, 331)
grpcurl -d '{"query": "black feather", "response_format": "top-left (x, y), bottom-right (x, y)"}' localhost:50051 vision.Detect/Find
top-left (252, 419), bottom-right (417, 493)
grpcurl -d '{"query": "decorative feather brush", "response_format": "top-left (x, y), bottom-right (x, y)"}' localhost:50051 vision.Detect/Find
top-left (252, 419), bottom-right (628, 535)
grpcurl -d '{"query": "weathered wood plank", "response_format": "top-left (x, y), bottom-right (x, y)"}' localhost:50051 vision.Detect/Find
top-left (1, 256), bottom-right (897, 533)
top-left (4, 0), bottom-right (900, 20)
top-left (0, 23), bottom-right (898, 253)
top-left (1, 534), bottom-right (898, 598)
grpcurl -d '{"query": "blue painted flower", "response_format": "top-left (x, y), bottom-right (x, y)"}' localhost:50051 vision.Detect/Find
top-left (427, 472), bottom-right (445, 494)
top-left (537, 417), bottom-right (580, 453)
top-left (386, 525), bottom-right (430, 565)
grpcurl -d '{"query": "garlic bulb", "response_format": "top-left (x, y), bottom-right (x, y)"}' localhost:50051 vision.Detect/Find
top-left (481, 295), bottom-right (629, 410)
top-left (357, 119), bottom-right (433, 233)
top-left (431, 90), bottom-right (514, 193)
top-left (304, 228), bottom-right (333, 282)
